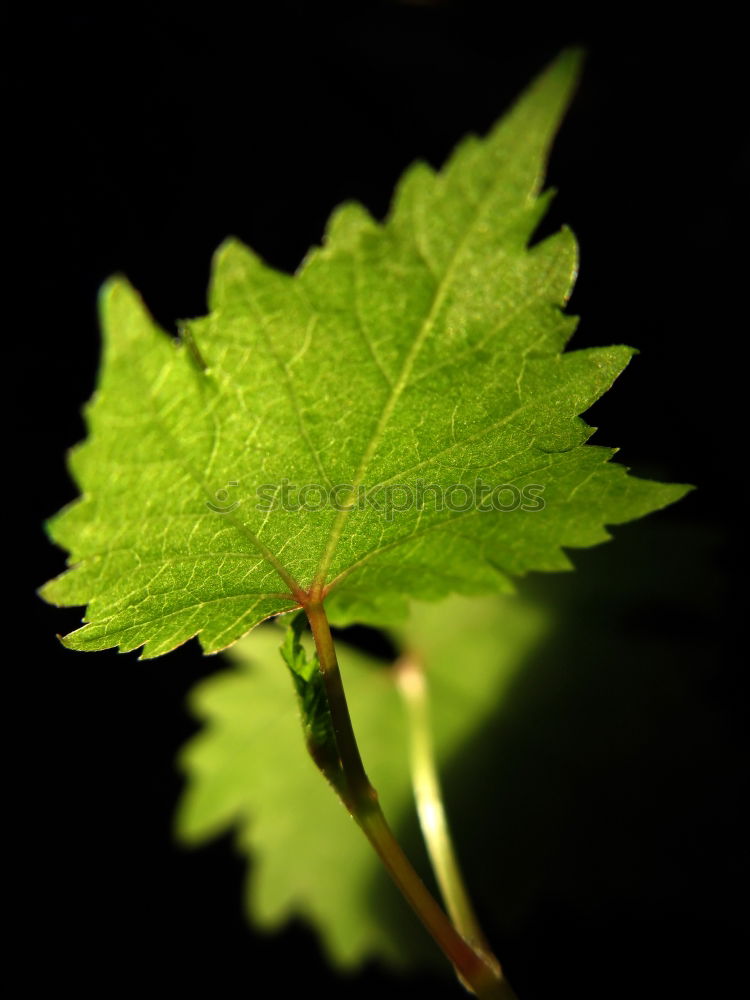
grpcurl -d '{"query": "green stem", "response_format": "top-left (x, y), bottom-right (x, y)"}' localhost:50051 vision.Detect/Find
top-left (395, 652), bottom-right (496, 962)
top-left (304, 602), bottom-right (516, 999)
top-left (304, 602), bottom-right (373, 813)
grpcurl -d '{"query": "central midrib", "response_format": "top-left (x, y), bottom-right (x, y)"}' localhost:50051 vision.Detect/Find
top-left (310, 191), bottom-right (504, 593)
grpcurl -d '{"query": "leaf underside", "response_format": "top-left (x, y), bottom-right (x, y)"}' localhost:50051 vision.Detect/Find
top-left (41, 50), bottom-right (690, 657)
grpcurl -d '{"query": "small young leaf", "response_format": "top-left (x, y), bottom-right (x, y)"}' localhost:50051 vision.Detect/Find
top-left (41, 50), bottom-right (690, 656)
top-left (280, 612), bottom-right (342, 788)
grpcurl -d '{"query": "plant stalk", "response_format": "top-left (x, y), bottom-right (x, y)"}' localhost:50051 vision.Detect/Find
top-left (395, 651), bottom-right (496, 964)
top-left (304, 601), bottom-right (516, 999)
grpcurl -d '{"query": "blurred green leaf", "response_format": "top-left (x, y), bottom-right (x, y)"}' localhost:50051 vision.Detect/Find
top-left (176, 595), bottom-right (551, 968)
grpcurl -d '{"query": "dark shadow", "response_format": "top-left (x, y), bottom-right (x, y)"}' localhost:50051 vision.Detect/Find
top-left (362, 519), bottom-right (742, 998)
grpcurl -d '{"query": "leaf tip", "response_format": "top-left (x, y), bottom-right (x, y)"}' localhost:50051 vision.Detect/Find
top-left (97, 272), bottom-right (139, 316)
top-left (36, 578), bottom-right (55, 605)
top-left (555, 46), bottom-right (586, 77)
top-left (209, 236), bottom-right (266, 309)
top-left (214, 234), bottom-right (251, 259)
top-left (57, 629), bottom-right (78, 651)
top-left (518, 48), bottom-right (584, 111)
top-left (537, 47), bottom-right (586, 101)
top-left (211, 235), bottom-right (260, 279)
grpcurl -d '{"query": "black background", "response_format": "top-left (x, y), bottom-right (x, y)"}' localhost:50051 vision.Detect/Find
top-left (21, 4), bottom-right (745, 998)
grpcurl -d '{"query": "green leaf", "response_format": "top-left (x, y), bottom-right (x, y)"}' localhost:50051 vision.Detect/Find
top-left (280, 613), bottom-right (342, 788)
top-left (41, 50), bottom-right (690, 656)
top-left (176, 595), bottom-right (552, 969)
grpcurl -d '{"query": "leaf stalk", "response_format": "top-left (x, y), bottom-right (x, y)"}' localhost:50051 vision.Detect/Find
top-left (395, 651), bottom-right (497, 963)
top-left (304, 601), bottom-right (516, 999)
